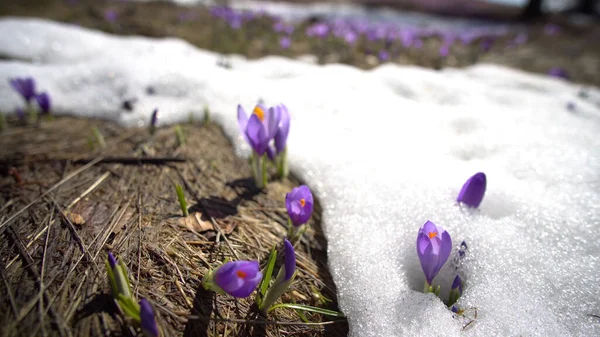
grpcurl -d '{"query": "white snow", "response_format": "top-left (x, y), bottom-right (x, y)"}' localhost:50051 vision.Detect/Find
top-left (1, 18), bottom-right (600, 337)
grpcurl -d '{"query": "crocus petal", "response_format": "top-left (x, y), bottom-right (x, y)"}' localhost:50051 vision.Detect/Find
top-left (139, 298), bottom-right (159, 337)
top-left (274, 104), bottom-right (290, 153)
top-left (214, 261), bottom-right (262, 298)
top-left (108, 252), bottom-right (117, 269)
top-left (437, 230), bottom-right (453, 273)
top-left (283, 239), bottom-right (296, 281)
top-left (457, 172), bottom-right (486, 208)
top-left (264, 107), bottom-right (281, 140)
top-left (245, 114), bottom-right (269, 155)
top-left (266, 145), bottom-right (276, 161)
top-left (36, 92), bottom-right (51, 114)
top-left (421, 220), bottom-right (438, 236)
top-left (416, 234), bottom-right (438, 284)
top-left (237, 104), bottom-right (248, 135)
top-left (452, 275), bottom-right (462, 293)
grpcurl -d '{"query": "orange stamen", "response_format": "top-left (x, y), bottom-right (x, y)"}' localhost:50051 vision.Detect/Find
top-left (428, 232), bottom-right (437, 239)
top-left (300, 198), bottom-right (306, 207)
top-left (253, 106), bottom-right (265, 122)
top-left (236, 270), bottom-right (247, 279)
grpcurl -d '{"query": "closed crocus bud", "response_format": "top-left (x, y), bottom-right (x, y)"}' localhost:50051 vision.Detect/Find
top-left (416, 221), bottom-right (452, 287)
top-left (259, 239), bottom-right (297, 313)
top-left (457, 172), bottom-right (486, 208)
top-left (203, 261), bottom-right (262, 298)
top-left (285, 185), bottom-right (314, 227)
top-left (36, 92), bottom-right (51, 114)
top-left (140, 298), bottom-right (159, 337)
top-left (451, 275), bottom-right (463, 294)
top-left (108, 252), bottom-right (117, 270)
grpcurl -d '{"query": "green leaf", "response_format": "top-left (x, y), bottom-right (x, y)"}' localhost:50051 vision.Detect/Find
top-left (105, 260), bottom-right (118, 297)
top-left (268, 303), bottom-right (345, 318)
top-left (259, 247), bottom-right (278, 298)
top-left (175, 184), bottom-right (189, 217)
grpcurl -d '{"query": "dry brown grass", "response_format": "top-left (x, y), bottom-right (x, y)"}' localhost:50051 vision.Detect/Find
top-left (0, 116), bottom-right (348, 337)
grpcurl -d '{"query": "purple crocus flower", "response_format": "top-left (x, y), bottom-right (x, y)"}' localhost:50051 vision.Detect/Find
top-left (104, 9), bottom-right (118, 22)
top-left (285, 185), bottom-right (313, 227)
top-left (451, 305), bottom-right (459, 313)
top-left (139, 298), bottom-right (159, 337)
top-left (238, 104), bottom-right (280, 156)
top-left (283, 239), bottom-right (296, 281)
top-left (10, 77), bottom-right (36, 102)
top-left (273, 104), bottom-right (290, 154)
top-left (548, 67), bottom-right (570, 80)
top-left (544, 23), bottom-right (560, 36)
top-left (457, 172), bottom-right (486, 208)
top-left (214, 260), bottom-right (262, 298)
top-left (416, 220), bottom-right (452, 285)
top-left (279, 36), bottom-right (291, 49)
top-left (378, 50), bottom-right (390, 62)
top-left (35, 92), bottom-right (51, 114)
top-left (451, 275), bottom-right (463, 294)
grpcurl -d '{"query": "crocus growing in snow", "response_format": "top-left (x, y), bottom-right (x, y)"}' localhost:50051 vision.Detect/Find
top-left (448, 274), bottom-right (462, 306)
top-left (202, 260), bottom-right (263, 298)
top-left (140, 298), bottom-right (159, 337)
top-left (457, 172), bottom-right (486, 208)
top-left (35, 92), bottom-right (51, 115)
top-left (417, 220), bottom-right (452, 293)
top-left (10, 77), bottom-right (36, 103)
top-left (238, 103), bottom-right (281, 188)
top-left (259, 239), bottom-right (297, 313)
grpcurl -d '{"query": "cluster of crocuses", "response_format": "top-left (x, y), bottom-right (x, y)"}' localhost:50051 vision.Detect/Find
top-left (106, 252), bottom-right (159, 337)
top-left (238, 102), bottom-right (290, 188)
top-left (209, 6), bottom-right (265, 30)
top-left (416, 172), bottom-right (486, 312)
top-left (8, 77), bottom-right (51, 124)
top-left (201, 185), bottom-right (316, 315)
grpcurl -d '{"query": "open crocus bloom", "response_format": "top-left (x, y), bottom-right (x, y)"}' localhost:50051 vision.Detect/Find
top-left (285, 185), bottom-right (314, 227)
top-left (10, 77), bottom-right (36, 102)
top-left (238, 104), bottom-right (280, 155)
top-left (457, 172), bottom-right (486, 208)
top-left (416, 221), bottom-right (452, 285)
top-left (213, 260), bottom-right (263, 298)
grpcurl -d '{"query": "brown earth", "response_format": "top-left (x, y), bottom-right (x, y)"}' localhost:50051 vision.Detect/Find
top-left (0, 116), bottom-right (348, 337)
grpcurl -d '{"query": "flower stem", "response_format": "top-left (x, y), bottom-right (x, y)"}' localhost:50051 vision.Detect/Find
top-left (276, 147), bottom-right (289, 179)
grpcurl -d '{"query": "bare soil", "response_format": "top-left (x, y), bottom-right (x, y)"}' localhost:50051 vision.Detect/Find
top-left (0, 116), bottom-right (348, 337)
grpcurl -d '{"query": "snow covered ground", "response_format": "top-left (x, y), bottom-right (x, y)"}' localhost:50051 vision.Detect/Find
top-left (1, 18), bottom-right (600, 337)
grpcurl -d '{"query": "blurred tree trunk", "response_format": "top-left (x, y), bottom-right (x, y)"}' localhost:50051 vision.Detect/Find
top-left (522, 0), bottom-right (543, 19)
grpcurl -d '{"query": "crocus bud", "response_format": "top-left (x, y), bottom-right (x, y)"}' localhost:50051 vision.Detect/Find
top-left (202, 261), bottom-right (262, 298)
top-left (457, 172), bottom-right (486, 208)
top-left (149, 108), bottom-right (158, 135)
top-left (140, 298), bottom-right (159, 337)
top-left (416, 221), bottom-right (452, 287)
top-left (451, 275), bottom-right (463, 294)
top-left (259, 239), bottom-right (297, 313)
top-left (285, 185), bottom-right (314, 227)
top-left (35, 92), bottom-right (51, 115)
